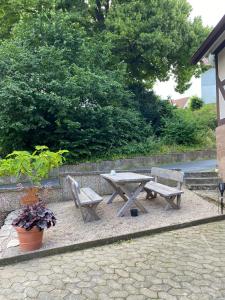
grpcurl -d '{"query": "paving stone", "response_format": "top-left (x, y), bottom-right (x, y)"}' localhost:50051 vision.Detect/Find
top-left (1, 221), bottom-right (225, 299)
top-left (109, 290), bottom-right (129, 298)
top-left (24, 286), bottom-right (39, 298)
top-left (115, 268), bottom-right (129, 278)
top-left (130, 272), bottom-right (145, 281)
top-left (0, 230), bottom-right (10, 237)
top-left (6, 239), bottom-right (19, 248)
top-left (158, 292), bottom-right (177, 300)
top-left (0, 279), bottom-right (12, 289)
top-left (140, 287), bottom-right (158, 298)
top-left (37, 291), bottom-right (55, 300)
top-left (0, 288), bottom-right (12, 296)
top-left (127, 295), bottom-right (145, 300)
top-left (169, 287), bottom-right (190, 296)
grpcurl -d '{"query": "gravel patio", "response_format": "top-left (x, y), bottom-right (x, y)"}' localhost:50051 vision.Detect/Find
top-left (0, 187), bottom-right (219, 261)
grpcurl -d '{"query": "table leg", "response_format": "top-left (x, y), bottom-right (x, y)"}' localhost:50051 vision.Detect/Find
top-left (133, 200), bottom-right (148, 213)
top-left (107, 191), bottom-right (118, 204)
top-left (104, 178), bottom-right (128, 204)
top-left (117, 182), bottom-right (148, 217)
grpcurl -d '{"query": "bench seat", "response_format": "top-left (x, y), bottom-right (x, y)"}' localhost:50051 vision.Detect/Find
top-left (66, 176), bottom-right (103, 222)
top-left (144, 182), bottom-right (184, 198)
top-left (80, 187), bottom-right (103, 205)
top-left (144, 167), bottom-right (184, 209)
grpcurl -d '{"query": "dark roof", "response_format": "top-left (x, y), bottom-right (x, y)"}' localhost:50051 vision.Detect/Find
top-left (191, 14), bottom-right (225, 64)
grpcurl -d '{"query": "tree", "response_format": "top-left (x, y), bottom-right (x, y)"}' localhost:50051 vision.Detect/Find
top-left (105, 0), bottom-right (210, 92)
top-left (190, 96), bottom-right (204, 110)
top-left (0, 12), bottom-right (152, 157)
top-left (130, 83), bottom-right (175, 135)
top-left (0, 0), bottom-right (211, 158)
top-left (1, 0), bottom-right (209, 92)
top-left (0, 0), bottom-right (56, 40)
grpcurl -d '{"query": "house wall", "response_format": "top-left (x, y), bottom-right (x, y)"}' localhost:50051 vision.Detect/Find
top-left (216, 125), bottom-right (225, 180)
top-left (216, 47), bottom-right (225, 180)
top-left (217, 48), bottom-right (225, 121)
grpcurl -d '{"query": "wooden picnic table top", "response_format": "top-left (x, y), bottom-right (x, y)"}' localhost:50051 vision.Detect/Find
top-left (101, 172), bottom-right (153, 184)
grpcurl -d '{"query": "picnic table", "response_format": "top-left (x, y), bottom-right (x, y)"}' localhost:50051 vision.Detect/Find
top-left (101, 172), bottom-right (153, 217)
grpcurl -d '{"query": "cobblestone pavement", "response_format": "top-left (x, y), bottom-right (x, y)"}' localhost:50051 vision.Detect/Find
top-left (1, 221), bottom-right (225, 300)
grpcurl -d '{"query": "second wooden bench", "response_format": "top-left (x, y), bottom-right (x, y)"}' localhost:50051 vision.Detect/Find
top-left (144, 167), bottom-right (184, 209)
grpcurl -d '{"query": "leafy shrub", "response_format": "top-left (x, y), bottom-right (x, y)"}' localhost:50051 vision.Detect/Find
top-left (105, 138), bottom-right (162, 158)
top-left (0, 146), bottom-right (68, 185)
top-left (61, 106), bottom-right (153, 160)
top-left (193, 103), bottom-right (217, 130)
top-left (189, 96), bottom-right (204, 111)
top-left (162, 104), bottom-right (216, 147)
top-left (162, 111), bottom-right (201, 145)
top-left (130, 83), bottom-right (175, 135)
top-left (12, 202), bottom-right (56, 231)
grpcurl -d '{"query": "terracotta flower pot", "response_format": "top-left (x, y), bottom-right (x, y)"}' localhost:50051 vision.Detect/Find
top-left (20, 187), bottom-right (39, 205)
top-left (15, 226), bottom-right (44, 251)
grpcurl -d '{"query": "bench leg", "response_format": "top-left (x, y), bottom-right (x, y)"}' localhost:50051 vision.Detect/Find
top-left (165, 195), bottom-right (179, 210)
top-left (176, 194), bottom-right (181, 209)
top-left (83, 204), bottom-right (100, 222)
top-left (145, 189), bottom-right (157, 200)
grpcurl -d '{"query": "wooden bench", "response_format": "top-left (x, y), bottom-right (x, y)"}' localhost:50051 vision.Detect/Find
top-left (66, 175), bottom-right (103, 222)
top-left (144, 167), bottom-right (184, 209)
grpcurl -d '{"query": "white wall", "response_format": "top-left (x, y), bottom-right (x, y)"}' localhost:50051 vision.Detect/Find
top-left (218, 48), bottom-right (225, 120)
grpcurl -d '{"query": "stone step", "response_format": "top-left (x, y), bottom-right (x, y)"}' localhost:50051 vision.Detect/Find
top-left (186, 183), bottom-right (218, 190)
top-left (185, 172), bottom-right (218, 178)
top-left (185, 177), bottom-right (219, 185)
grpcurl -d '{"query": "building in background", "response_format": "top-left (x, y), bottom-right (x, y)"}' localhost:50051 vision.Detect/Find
top-left (192, 14), bottom-right (225, 181)
top-left (201, 68), bottom-right (216, 103)
top-left (169, 97), bottom-right (190, 109)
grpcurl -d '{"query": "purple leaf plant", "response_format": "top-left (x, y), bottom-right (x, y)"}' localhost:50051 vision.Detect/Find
top-left (12, 202), bottom-right (56, 231)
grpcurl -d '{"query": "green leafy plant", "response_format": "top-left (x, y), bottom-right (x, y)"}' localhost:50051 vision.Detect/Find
top-left (189, 96), bottom-right (204, 111)
top-left (0, 1), bottom-right (209, 158)
top-left (0, 146), bottom-right (68, 185)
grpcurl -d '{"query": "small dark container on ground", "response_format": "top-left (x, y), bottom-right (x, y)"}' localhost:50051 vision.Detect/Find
top-left (130, 208), bottom-right (138, 217)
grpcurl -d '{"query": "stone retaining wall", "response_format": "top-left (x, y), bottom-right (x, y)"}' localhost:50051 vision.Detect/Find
top-left (0, 149), bottom-right (216, 212)
top-left (60, 149), bottom-right (216, 173)
top-left (0, 187), bottom-right (62, 212)
top-left (0, 149), bottom-right (216, 185)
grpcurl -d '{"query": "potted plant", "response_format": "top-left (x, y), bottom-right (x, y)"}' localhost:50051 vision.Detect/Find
top-left (0, 146), bottom-right (68, 205)
top-left (12, 202), bottom-right (56, 251)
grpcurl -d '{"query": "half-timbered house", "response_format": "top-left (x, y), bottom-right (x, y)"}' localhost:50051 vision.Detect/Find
top-left (192, 15), bottom-right (225, 180)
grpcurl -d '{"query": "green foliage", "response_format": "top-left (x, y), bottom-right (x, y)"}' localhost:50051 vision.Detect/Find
top-left (0, 146), bottom-right (68, 185)
top-left (60, 106), bottom-right (153, 160)
top-left (189, 96), bottom-right (204, 110)
top-left (130, 84), bottom-right (175, 134)
top-left (0, 12), bottom-right (133, 155)
top-left (0, 0), bottom-right (212, 161)
top-left (162, 104), bottom-right (216, 147)
top-left (105, 0), bottom-right (209, 92)
top-left (0, 0), bottom-right (56, 40)
top-left (193, 103), bottom-right (217, 130)
top-left (162, 112), bottom-right (200, 145)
